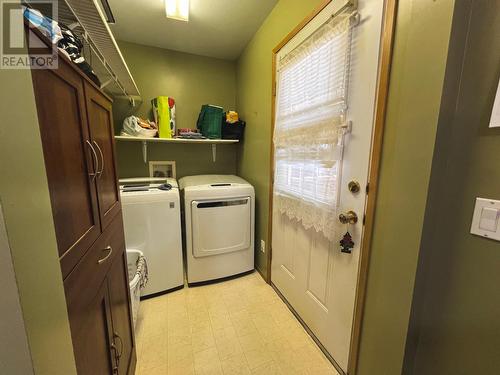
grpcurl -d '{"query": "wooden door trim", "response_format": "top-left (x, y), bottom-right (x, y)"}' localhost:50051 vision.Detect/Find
top-left (267, 0), bottom-right (398, 374)
top-left (347, 0), bottom-right (398, 373)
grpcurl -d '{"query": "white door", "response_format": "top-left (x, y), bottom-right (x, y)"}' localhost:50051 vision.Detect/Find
top-left (271, 0), bottom-right (384, 372)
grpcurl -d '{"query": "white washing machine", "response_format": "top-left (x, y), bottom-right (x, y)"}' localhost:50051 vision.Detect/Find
top-left (179, 175), bottom-right (255, 283)
top-left (120, 177), bottom-right (184, 297)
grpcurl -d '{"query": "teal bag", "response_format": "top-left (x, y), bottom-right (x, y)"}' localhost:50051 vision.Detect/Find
top-left (197, 105), bottom-right (223, 139)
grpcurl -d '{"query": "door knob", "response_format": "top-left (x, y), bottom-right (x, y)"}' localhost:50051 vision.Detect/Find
top-left (339, 211), bottom-right (358, 225)
top-left (348, 180), bottom-right (361, 194)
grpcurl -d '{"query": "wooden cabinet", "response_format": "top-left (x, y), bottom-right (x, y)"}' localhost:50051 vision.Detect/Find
top-left (64, 217), bottom-right (134, 375)
top-left (31, 58), bottom-right (101, 278)
top-left (30, 28), bottom-right (136, 375)
top-left (32, 53), bottom-right (122, 278)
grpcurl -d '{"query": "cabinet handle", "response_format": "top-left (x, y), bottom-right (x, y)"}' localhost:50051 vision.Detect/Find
top-left (110, 343), bottom-right (120, 373)
top-left (114, 332), bottom-right (124, 359)
top-left (93, 140), bottom-right (105, 178)
top-left (85, 140), bottom-right (99, 181)
top-left (97, 245), bottom-right (113, 264)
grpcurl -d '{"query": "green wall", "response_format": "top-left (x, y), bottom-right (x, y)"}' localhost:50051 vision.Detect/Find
top-left (116, 142), bottom-right (238, 180)
top-left (113, 41), bottom-right (238, 178)
top-left (405, 1), bottom-right (500, 373)
top-left (0, 45), bottom-right (76, 373)
top-left (235, 0), bottom-right (324, 275)
top-left (356, 1), bottom-right (456, 374)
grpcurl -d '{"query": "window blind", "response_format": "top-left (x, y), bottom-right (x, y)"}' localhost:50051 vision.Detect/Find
top-left (273, 11), bottom-right (356, 241)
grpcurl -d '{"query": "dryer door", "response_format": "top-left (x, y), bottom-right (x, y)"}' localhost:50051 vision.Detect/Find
top-left (191, 197), bottom-right (251, 257)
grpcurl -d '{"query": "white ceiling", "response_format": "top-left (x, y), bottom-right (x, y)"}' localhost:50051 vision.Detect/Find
top-left (107, 0), bottom-right (278, 60)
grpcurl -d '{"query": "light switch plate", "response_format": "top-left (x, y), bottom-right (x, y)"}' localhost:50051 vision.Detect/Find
top-left (471, 198), bottom-right (500, 241)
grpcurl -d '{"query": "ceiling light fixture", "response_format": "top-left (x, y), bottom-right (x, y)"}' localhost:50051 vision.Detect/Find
top-left (165, 0), bottom-right (189, 22)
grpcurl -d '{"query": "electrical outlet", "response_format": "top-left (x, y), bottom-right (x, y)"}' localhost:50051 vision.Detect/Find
top-left (260, 240), bottom-right (266, 253)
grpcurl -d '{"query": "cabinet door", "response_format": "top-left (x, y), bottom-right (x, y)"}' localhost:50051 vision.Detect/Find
top-left (84, 81), bottom-right (121, 230)
top-left (65, 215), bottom-right (130, 374)
top-left (72, 279), bottom-right (116, 375)
top-left (32, 59), bottom-right (101, 278)
top-left (108, 252), bottom-right (137, 375)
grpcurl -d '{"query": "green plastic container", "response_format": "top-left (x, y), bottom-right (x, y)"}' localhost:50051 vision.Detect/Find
top-left (197, 105), bottom-right (223, 139)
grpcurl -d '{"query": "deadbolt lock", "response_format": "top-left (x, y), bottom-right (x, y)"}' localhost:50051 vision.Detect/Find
top-left (339, 211), bottom-right (358, 225)
top-left (348, 180), bottom-right (361, 194)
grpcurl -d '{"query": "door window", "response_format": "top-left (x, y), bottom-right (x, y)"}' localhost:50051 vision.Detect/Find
top-left (274, 12), bottom-right (356, 240)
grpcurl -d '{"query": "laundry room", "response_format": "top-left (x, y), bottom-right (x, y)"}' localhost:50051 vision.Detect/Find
top-left (0, 0), bottom-right (404, 374)
top-left (4, 0), bottom-right (500, 375)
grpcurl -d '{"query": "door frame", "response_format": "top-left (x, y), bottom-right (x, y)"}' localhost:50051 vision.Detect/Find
top-left (266, 0), bottom-right (398, 374)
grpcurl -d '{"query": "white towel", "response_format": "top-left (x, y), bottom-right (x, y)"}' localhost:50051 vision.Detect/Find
top-left (136, 255), bottom-right (149, 289)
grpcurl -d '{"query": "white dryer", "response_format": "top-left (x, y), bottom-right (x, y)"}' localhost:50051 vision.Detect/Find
top-left (120, 178), bottom-right (184, 297)
top-left (179, 175), bottom-right (255, 283)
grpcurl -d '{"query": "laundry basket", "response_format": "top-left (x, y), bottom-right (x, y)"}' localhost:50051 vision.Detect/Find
top-left (126, 249), bottom-right (145, 328)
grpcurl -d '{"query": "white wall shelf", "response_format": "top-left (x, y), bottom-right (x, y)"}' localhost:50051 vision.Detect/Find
top-left (114, 136), bottom-right (239, 163)
top-left (114, 136), bottom-right (238, 145)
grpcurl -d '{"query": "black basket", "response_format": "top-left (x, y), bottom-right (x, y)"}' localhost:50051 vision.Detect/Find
top-left (221, 120), bottom-right (246, 141)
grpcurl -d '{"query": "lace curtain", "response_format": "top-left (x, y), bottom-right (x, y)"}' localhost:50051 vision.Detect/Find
top-left (273, 11), bottom-right (355, 241)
